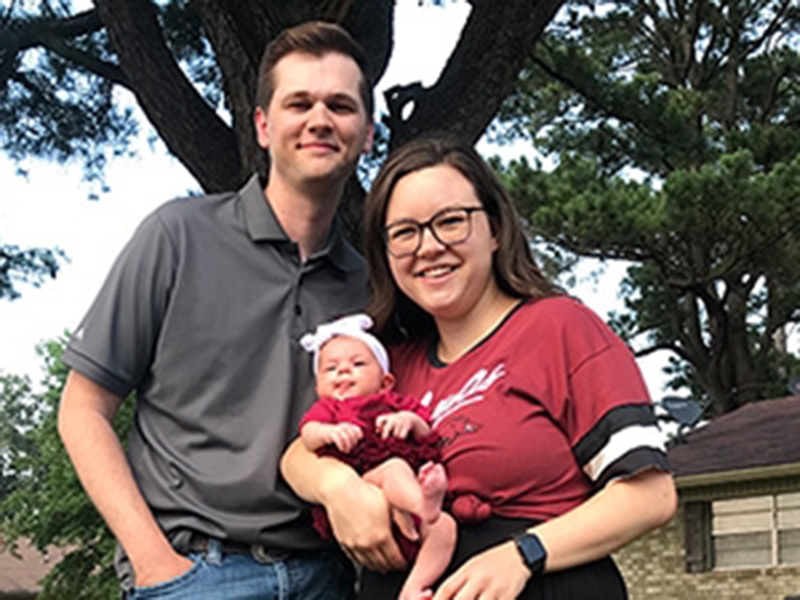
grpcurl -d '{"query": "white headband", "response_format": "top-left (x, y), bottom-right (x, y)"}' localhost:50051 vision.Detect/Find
top-left (300, 313), bottom-right (389, 374)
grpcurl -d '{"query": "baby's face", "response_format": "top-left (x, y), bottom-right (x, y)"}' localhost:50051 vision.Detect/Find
top-left (316, 336), bottom-right (390, 400)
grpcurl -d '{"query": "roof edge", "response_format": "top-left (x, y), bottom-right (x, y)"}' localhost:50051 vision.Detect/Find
top-left (676, 462), bottom-right (800, 489)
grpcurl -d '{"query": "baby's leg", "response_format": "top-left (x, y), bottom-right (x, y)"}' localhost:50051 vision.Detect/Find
top-left (363, 458), bottom-right (427, 519)
top-left (398, 512), bottom-right (458, 600)
top-left (363, 459), bottom-right (446, 523)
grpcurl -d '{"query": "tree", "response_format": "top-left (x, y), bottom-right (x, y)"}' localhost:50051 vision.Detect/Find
top-left (497, 0), bottom-right (800, 414)
top-left (0, 339), bottom-right (134, 599)
top-left (0, 371), bottom-right (36, 498)
top-left (2, 0), bottom-right (564, 294)
top-left (0, 244), bottom-right (64, 301)
top-left (1, 0), bottom-right (565, 194)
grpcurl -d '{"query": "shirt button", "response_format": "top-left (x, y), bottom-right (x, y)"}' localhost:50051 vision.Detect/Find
top-left (294, 304), bottom-right (302, 316)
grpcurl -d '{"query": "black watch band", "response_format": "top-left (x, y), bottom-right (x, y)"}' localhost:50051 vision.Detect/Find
top-left (512, 532), bottom-right (547, 576)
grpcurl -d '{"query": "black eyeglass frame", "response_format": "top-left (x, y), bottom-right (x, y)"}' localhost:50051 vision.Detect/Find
top-left (383, 206), bottom-right (486, 258)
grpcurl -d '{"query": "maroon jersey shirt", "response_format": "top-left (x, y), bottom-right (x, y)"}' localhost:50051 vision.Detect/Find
top-left (390, 296), bottom-right (668, 523)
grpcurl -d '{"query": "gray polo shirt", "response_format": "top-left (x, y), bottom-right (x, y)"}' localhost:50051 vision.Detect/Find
top-left (63, 174), bottom-right (368, 549)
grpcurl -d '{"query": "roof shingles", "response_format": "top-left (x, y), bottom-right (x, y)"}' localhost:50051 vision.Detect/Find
top-left (668, 395), bottom-right (800, 477)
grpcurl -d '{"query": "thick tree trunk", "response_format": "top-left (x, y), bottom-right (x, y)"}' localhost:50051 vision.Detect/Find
top-left (725, 288), bottom-right (762, 406)
top-left (190, 0), bottom-right (268, 184)
top-left (690, 283), bottom-right (762, 415)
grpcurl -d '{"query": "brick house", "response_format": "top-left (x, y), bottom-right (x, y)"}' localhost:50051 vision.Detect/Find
top-left (0, 539), bottom-right (64, 600)
top-left (615, 395), bottom-right (800, 600)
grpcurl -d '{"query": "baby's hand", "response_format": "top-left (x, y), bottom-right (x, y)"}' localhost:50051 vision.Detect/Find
top-left (375, 412), bottom-right (424, 439)
top-left (326, 423), bottom-right (364, 453)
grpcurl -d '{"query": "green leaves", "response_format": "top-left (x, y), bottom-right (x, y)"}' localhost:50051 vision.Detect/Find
top-left (495, 0), bottom-right (800, 412)
top-left (0, 4), bottom-right (138, 186)
top-left (504, 154), bottom-right (657, 260)
top-left (0, 338), bottom-right (133, 598)
top-left (0, 243), bottom-right (64, 301)
top-left (500, 0), bottom-right (800, 173)
top-left (501, 147), bottom-right (800, 410)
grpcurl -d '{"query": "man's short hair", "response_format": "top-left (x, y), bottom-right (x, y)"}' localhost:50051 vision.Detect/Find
top-left (255, 21), bottom-right (374, 117)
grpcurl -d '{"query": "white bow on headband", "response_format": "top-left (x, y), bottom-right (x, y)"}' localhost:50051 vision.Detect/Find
top-left (300, 313), bottom-right (390, 374)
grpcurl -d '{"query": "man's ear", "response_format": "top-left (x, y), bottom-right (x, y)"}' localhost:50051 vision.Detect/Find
top-left (254, 106), bottom-right (270, 150)
top-left (362, 122), bottom-right (375, 154)
top-left (380, 371), bottom-right (396, 392)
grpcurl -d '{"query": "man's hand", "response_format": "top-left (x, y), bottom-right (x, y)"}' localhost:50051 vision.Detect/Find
top-left (134, 551), bottom-right (195, 587)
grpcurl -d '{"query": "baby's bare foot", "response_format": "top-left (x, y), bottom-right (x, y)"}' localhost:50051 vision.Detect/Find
top-left (418, 462), bottom-right (447, 523)
top-left (399, 587), bottom-right (433, 600)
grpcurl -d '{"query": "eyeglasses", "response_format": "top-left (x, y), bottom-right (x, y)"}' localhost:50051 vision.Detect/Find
top-left (383, 206), bottom-right (486, 258)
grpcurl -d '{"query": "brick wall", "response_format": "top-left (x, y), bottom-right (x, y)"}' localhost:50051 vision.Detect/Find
top-left (615, 503), bottom-right (800, 600)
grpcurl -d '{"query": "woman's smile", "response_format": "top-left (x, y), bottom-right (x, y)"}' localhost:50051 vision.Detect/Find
top-left (415, 264), bottom-right (458, 279)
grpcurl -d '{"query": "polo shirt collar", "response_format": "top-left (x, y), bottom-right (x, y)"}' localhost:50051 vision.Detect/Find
top-left (241, 174), bottom-right (285, 242)
top-left (239, 174), bottom-right (362, 272)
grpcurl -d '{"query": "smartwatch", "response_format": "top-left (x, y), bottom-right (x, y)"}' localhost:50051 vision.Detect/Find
top-left (512, 532), bottom-right (547, 576)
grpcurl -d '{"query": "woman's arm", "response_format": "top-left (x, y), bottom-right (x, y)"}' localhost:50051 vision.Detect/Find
top-left (280, 437), bottom-right (412, 571)
top-left (432, 468), bottom-right (676, 600)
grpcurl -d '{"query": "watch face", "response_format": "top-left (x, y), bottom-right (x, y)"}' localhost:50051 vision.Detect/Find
top-left (515, 533), bottom-right (547, 576)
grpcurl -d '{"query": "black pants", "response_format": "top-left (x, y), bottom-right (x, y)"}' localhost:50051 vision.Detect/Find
top-left (358, 517), bottom-right (627, 600)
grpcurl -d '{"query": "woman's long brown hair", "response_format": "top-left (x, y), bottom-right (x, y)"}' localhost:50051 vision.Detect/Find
top-left (364, 136), bottom-right (561, 344)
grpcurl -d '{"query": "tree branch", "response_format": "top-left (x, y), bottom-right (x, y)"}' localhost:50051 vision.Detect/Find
top-left (1, 9), bottom-right (110, 87)
top-left (38, 36), bottom-right (128, 87)
top-left (388, 0), bottom-right (566, 148)
top-left (741, 0), bottom-right (792, 57)
top-left (634, 342), bottom-right (684, 361)
top-left (94, 0), bottom-right (240, 192)
top-left (529, 49), bottom-right (681, 174)
top-left (2, 9), bottom-right (103, 52)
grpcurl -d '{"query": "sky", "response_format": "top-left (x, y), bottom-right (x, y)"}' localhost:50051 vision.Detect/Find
top-left (0, 1), bottom-right (671, 397)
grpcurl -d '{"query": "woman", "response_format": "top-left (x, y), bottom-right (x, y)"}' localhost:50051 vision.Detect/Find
top-left (282, 137), bottom-right (676, 600)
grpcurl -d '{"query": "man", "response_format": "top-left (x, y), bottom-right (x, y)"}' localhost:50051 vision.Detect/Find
top-left (58, 21), bottom-right (376, 599)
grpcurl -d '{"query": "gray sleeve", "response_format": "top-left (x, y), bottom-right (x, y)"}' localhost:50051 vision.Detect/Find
top-left (63, 209), bottom-right (177, 398)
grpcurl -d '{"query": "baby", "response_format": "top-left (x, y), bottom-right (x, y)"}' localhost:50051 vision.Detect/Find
top-left (297, 314), bottom-right (456, 600)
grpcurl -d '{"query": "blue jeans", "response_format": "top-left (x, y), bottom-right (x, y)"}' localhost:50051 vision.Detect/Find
top-left (126, 539), bottom-right (355, 600)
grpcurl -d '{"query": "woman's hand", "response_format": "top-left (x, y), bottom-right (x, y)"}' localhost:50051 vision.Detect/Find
top-left (432, 469), bottom-right (676, 599)
top-left (432, 541), bottom-right (531, 600)
top-left (281, 437), bottom-right (416, 571)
